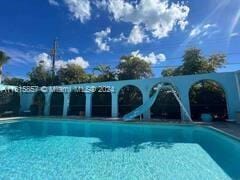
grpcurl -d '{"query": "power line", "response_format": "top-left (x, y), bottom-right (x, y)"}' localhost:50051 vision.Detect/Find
top-left (43, 38), bottom-right (240, 71)
top-left (85, 52), bottom-right (240, 67)
top-left (82, 62), bottom-right (240, 71)
top-left (18, 35), bottom-right (236, 54)
top-left (82, 50), bottom-right (240, 71)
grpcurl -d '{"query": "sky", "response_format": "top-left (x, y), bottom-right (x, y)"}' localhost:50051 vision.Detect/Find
top-left (0, 0), bottom-right (240, 79)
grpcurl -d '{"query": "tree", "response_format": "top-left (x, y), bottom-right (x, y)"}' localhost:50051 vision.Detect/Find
top-left (0, 91), bottom-right (20, 115)
top-left (0, 51), bottom-right (10, 84)
top-left (31, 91), bottom-right (45, 116)
top-left (3, 77), bottom-right (27, 86)
top-left (28, 64), bottom-right (52, 86)
top-left (57, 64), bottom-right (88, 84)
top-left (93, 65), bottom-right (117, 82)
top-left (161, 68), bottom-right (175, 77)
top-left (189, 80), bottom-right (228, 121)
top-left (161, 48), bottom-right (226, 76)
top-left (118, 85), bottom-right (143, 116)
top-left (161, 48), bottom-right (227, 121)
top-left (117, 55), bottom-right (153, 80)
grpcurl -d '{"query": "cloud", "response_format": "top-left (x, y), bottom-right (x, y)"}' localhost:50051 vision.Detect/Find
top-left (0, 47), bottom-right (38, 65)
top-left (106, 0), bottom-right (189, 41)
top-left (189, 23), bottom-right (218, 38)
top-left (68, 47), bottom-right (79, 54)
top-left (230, 32), bottom-right (239, 37)
top-left (64, 0), bottom-right (91, 23)
top-left (128, 25), bottom-right (148, 44)
top-left (48, 0), bottom-right (59, 6)
top-left (35, 53), bottom-right (89, 69)
top-left (111, 33), bottom-right (127, 42)
top-left (94, 0), bottom-right (108, 9)
top-left (93, 25), bottom-right (149, 49)
top-left (35, 53), bottom-right (52, 69)
top-left (131, 50), bottom-right (166, 64)
top-left (1, 40), bottom-right (47, 51)
top-left (94, 27), bottom-right (111, 51)
top-left (67, 57), bottom-right (90, 69)
top-left (2, 40), bottom-right (29, 48)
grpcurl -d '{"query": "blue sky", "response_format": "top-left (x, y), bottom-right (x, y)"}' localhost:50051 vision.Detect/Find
top-left (0, 0), bottom-right (240, 78)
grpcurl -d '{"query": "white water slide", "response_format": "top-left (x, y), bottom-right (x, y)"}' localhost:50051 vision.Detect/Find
top-left (123, 84), bottom-right (192, 121)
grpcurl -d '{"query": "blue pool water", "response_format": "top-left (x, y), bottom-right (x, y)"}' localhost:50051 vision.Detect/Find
top-left (0, 119), bottom-right (239, 179)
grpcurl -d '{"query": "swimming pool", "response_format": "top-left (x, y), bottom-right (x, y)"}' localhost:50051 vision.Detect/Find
top-left (0, 118), bottom-right (239, 179)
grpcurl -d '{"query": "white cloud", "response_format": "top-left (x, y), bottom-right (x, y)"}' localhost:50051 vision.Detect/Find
top-left (111, 33), bottom-right (127, 42)
top-left (131, 50), bottom-right (166, 64)
top-left (35, 53), bottom-right (89, 69)
top-left (189, 27), bottom-right (201, 38)
top-left (107, 0), bottom-right (190, 40)
top-left (203, 24), bottom-right (216, 29)
top-left (94, 27), bottom-right (111, 51)
top-left (128, 25), bottom-right (148, 44)
top-left (48, 0), bottom-right (59, 6)
top-left (2, 40), bottom-right (29, 48)
top-left (189, 24), bottom-right (217, 38)
top-left (68, 47), bottom-right (79, 54)
top-left (107, 0), bottom-right (134, 20)
top-left (0, 47), bottom-right (37, 65)
top-left (94, 0), bottom-right (108, 9)
top-left (64, 0), bottom-right (91, 23)
top-left (230, 32), bottom-right (239, 37)
top-left (35, 53), bottom-right (52, 69)
top-left (67, 57), bottom-right (89, 69)
top-left (1, 40), bottom-right (47, 51)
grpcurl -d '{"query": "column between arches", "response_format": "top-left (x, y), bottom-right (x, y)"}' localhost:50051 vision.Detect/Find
top-left (111, 89), bottom-right (119, 118)
top-left (85, 92), bottom-right (92, 117)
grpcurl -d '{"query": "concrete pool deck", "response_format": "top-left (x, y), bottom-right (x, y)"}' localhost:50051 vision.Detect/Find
top-left (0, 116), bottom-right (240, 139)
top-left (209, 122), bottom-right (240, 139)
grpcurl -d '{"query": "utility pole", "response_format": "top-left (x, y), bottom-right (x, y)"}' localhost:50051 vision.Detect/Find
top-left (50, 38), bottom-right (58, 85)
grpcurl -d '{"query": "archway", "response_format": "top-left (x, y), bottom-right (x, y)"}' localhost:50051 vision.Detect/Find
top-left (68, 92), bottom-right (86, 116)
top-left (118, 85), bottom-right (143, 117)
top-left (92, 91), bottom-right (112, 117)
top-left (50, 92), bottom-right (64, 116)
top-left (0, 90), bottom-right (20, 116)
top-left (31, 91), bottom-right (45, 116)
top-left (189, 80), bottom-right (228, 121)
top-left (150, 83), bottom-right (181, 120)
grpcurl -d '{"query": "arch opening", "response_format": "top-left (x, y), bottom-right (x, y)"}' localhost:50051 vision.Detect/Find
top-left (31, 91), bottom-right (45, 116)
top-left (92, 90), bottom-right (112, 117)
top-left (150, 83), bottom-right (181, 120)
top-left (189, 80), bottom-right (228, 121)
top-left (0, 90), bottom-right (20, 117)
top-left (50, 92), bottom-right (64, 116)
top-left (118, 85), bottom-right (143, 117)
top-left (68, 91), bottom-right (86, 116)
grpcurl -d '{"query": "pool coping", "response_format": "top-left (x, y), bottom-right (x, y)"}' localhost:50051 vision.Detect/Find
top-left (1, 116), bottom-right (240, 142)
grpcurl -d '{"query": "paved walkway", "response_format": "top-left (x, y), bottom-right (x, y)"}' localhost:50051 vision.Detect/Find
top-left (209, 122), bottom-right (240, 139)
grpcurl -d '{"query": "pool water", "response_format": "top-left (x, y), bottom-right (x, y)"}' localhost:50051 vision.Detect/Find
top-left (0, 119), bottom-right (239, 179)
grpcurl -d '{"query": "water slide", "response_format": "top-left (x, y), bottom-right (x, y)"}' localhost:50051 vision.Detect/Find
top-left (123, 84), bottom-right (192, 121)
top-left (123, 84), bottom-right (162, 121)
top-left (168, 87), bottom-right (192, 121)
